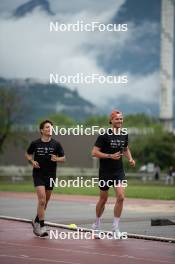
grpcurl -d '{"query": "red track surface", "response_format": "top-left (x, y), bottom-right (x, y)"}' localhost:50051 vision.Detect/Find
top-left (0, 220), bottom-right (174, 264)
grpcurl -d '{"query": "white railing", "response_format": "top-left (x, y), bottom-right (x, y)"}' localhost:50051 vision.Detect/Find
top-left (0, 166), bottom-right (162, 181)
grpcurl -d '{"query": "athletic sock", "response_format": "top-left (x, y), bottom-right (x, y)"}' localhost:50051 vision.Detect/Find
top-left (113, 217), bottom-right (120, 228)
top-left (34, 215), bottom-right (39, 223)
top-left (39, 220), bottom-right (45, 227)
top-left (95, 217), bottom-right (101, 226)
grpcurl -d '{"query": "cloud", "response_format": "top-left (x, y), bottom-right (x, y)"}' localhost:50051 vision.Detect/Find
top-left (0, 0), bottom-right (160, 106)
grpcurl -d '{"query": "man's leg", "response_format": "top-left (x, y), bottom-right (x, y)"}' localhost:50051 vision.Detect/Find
top-left (32, 186), bottom-right (47, 236)
top-left (92, 190), bottom-right (108, 229)
top-left (36, 186), bottom-right (49, 236)
top-left (35, 188), bottom-right (52, 237)
top-left (96, 190), bottom-right (108, 217)
top-left (113, 186), bottom-right (125, 230)
top-left (36, 186), bottom-right (47, 232)
top-left (35, 190), bottom-right (52, 221)
top-left (45, 190), bottom-right (52, 210)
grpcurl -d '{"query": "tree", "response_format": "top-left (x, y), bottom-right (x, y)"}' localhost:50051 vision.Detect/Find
top-left (0, 87), bottom-right (24, 153)
top-left (38, 113), bottom-right (76, 127)
top-left (84, 115), bottom-right (108, 127)
top-left (130, 132), bottom-right (175, 170)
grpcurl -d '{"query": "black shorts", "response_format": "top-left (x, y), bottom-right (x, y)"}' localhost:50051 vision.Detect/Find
top-left (33, 174), bottom-right (56, 190)
top-left (98, 171), bottom-right (125, 191)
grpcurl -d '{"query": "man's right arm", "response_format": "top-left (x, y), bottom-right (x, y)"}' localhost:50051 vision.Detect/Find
top-left (25, 152), bottom-right (33, 163)
top-left (25, 141), bottom-right (40, 168)
top-left (25, 152), bottom-right (40, 168)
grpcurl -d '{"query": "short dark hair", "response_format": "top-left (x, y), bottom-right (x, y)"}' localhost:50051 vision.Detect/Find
top-left (39, 120), bottom-right (53, 131)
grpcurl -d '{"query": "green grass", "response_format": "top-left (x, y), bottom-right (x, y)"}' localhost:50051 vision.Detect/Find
top-left (0, 181), bottom-right (175, 200)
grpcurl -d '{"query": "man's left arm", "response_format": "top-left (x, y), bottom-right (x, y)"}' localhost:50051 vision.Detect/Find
top-left (123, 146), bottom-right (136, 167)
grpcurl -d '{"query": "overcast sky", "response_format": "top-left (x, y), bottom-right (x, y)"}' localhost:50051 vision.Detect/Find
top-left (0, 0), bottom-right (165, 106)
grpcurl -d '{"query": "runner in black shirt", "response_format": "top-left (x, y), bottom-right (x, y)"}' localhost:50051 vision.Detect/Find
top-left (92, 110), bottom-right (135, 238)
top-left (25, 120), bottom-right (65, 237)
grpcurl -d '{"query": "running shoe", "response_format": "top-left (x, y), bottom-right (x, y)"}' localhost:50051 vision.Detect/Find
top-left (92, 223), bottom-right (101, 239)
top-left (112, 225), bottom-right (121, 239)
top-left (39, 226), bottom-right (48, 237)
top-left (32, 220), bottom-right (40, 236)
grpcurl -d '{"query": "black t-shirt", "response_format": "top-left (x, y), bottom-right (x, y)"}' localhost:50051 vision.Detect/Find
top-left (27, 138), bottom-right (64, 177)
top-left (94, 130), bottom-right (128, 173)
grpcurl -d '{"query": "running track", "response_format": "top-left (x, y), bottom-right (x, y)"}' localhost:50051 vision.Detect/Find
top-left (0, 219), bottom-right (174, 264)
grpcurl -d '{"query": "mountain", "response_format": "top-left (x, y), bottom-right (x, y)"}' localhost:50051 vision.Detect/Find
top-left (13, 0), bottom-right (54, 18)
top-left (113, 0), bottom-right (160, 25)
top-left (1, 77), bottom-right (174, 127)
top-left (104, 95), bottom-right (159, 116)
top-left (0, 78), bottom-right (98, 124)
